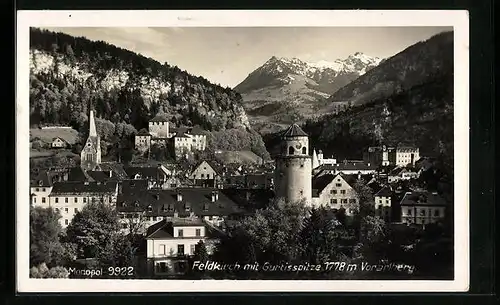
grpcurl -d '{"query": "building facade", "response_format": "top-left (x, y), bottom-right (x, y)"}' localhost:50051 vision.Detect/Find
top-left (46, 181), bottom-right (119, 228)
top-left (274, 124), bottom-right (312, 205)
top-left (374, 186), bottom-right (393, 222)
top-left (145, 218), bottom-right (221, 276)
top-left (400, 191), bottom-right (446, 225)
top-left (312, 173), bottom-right (359, 215)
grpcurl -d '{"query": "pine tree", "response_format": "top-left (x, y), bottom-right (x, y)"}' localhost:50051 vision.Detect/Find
top-left (193, 240), bottom-right (209, 263)
top-left (299, 207), bottom-right (338, 264)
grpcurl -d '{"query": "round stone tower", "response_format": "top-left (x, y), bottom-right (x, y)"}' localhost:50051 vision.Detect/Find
top-left (274, 123), bottom-right (312, 205)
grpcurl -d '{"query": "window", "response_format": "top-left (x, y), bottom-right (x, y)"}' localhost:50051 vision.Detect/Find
top-left (434, 209), bottom-right (440, 217)
top-left (190, 244), bottom-right (196, 254)
top-left (336, 183), bottom-right (342, 187)
top-left (36, 188), bottom-right (40, 192)
top-left (64, 208), bottom-right (68, 213)
top-left (195, 229), bottom-right (201, 237)
top-left (330, 199), bottom-right (337, 204)
top-left (159, 244), bottom-right (166, 255)
top-left (178, 229), bottom-right (183, 237)
top-left (201, 173), bottom-right (205, 178)
top-left (302, 147), bottom-right (306, 154)
top-left (349, 199), bottom-right (356, 203)
top-left (55, 198), bottom-right (59, 203)
top-left (157, 262), bottom-right (168, 273)
top-left (340, 190), bottom-right (346, 194)
top-left (55, 208), bottom-right (60, 213)
top-left (42, 188), bottom-right (45, 192)
top-left (177, 244), bottom-right (185, 255)
top-left (121, 223), bottom-right (127, 229)
top-left (64, 219), bottom-right (68, 225)
top-left (33, 197), bottom-right (36, 203)
top-left (42, 197), bottom-right (46, 203)
top-left (288, 146), bottom-right (295, 155)
top-left (341, 199), bottom-right (348, 204)
top-left (420, 209), bottom-right (426, 216)
top-left (74, 208), bottom-right (78, 213)
top-left (83, 197), bottom-right (87, 203)
top-left (65, 197), bottom-right (68, 203)
top-left (332, 190), bottom-right (337, 194)
top-left (74, 197), bottom-right (78, 203)
top-left (407, 208), bottom-right (412, 216)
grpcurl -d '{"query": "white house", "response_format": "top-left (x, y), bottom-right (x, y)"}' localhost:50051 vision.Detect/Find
top-left (400, 191), bottom-right (447, 225)
top-left (51, 137), bottom-right (69, 148)
top-left (145, 218), bottom-right (224, 276)
top-left (47, 181), bottom-right (119, 228)
top-left (374, 186), bottom-right (393, 222)
top-left (311, 173), bottom-right (360, 216)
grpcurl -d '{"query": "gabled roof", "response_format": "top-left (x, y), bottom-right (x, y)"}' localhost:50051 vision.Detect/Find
top-left (52, 137), bottom-right (69, 144)
top-left (400, 191), bottom-right (447, 206)
top-left (312, 174), bottom-right (335, 193)
top-left (116, 188), bottom-right (243, 217)
top-left (145, 218), bottom-right (226, 240)
top-left (375, 186), bottom-right (393, 197)
top-left (87, 170), bottom-right (113, 182)
top-left (124, 166), bottom-right (167, 180)
top-left (50, 181), bottom-right (118, 195)
top-left (192, 160), bottom-right (222, 176)
top-left (282, 123), bottom-right (308, 138)
top-left (67, 167), bottom-right (88, 182)
top-left (136, 128), bottom-right (151, 136)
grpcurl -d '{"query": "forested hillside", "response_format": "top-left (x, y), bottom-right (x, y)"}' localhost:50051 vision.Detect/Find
top-left (29, 28), bottom-right (269, 160)
top-left (264, 72), bottom-right (454, 168)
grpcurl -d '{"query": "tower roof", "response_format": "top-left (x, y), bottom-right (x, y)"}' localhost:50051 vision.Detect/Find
top-left (282, 123), bottom-right (308, 137)
top-left (89, 110), bottom-right (97, 137)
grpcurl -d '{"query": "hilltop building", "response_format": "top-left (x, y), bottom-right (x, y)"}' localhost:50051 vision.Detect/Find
top-left (80, 110), bottom-right (102, 171)
top-left (274, 124), bottom-right (312, 205)
top-left (365, 145), bottom-right (420, 167)
top-left (135, 111), bottom-right (208, 159)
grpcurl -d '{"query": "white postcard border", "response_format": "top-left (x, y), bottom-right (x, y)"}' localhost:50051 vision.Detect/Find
top-left (16, 9), bottom-right (470, 292)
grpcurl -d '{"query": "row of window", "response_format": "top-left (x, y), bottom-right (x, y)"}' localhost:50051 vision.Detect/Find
top-left (53, 197), bottom-right (104, 203)
top-left (330, 198), bottom-right (356, 204)
top-left (55, 207), bottom-right (78, 214)
top-left (405, 208), bottom-right (442, 217)
top-left (330, 189), bottom-right (347, 194)
top-left (158, 244), bottom-right (193, 256)
top-left (33, 188), bottom-right (47, 192)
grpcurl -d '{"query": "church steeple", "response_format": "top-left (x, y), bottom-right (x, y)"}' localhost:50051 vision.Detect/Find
top-left (89, 110), bottom-right (97, 137)
top-left (312, 148), bottom-right (319, 169)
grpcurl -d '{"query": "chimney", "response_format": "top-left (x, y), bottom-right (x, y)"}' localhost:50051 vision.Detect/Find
top-left (176, 190), bottom-right (183, 202)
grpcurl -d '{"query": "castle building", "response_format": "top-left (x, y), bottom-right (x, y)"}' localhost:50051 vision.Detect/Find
top-left (80, 110), bottom-right (101, 171)
top-left (274, 124), bottom-right (312, 205)
top-left (134, 112), bottom-right (207, 159)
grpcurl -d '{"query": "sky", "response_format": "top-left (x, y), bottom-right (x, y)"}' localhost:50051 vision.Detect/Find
top-left (43, 27), bottom-right (452, 88)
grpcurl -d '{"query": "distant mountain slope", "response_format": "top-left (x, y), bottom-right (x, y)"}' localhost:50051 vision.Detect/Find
top-left (264, 73), bottom-right (454, 163)
top-left (234, 53), bottom-right (382, 132)
top-left (319, 31), bottom-right (454, 113)
top-left (29, 28), bottom-right (270, 159)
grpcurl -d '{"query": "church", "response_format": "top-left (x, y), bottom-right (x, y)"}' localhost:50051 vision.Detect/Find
top-left (80, 110), bottom-right (101, 171)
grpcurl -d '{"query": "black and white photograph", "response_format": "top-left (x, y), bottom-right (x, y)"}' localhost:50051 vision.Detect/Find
top-left (16, 10), bottom-right (469, 292)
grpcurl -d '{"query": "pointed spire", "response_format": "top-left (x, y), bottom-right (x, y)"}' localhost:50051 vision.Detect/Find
top-left (89, 110), bottom-right (97, 137)
top-left (312, 148), bottom-right (319, 169)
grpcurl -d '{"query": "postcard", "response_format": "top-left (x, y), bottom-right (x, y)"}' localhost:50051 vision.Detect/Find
top-left (16, 9), bottom-right (469, 292)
